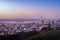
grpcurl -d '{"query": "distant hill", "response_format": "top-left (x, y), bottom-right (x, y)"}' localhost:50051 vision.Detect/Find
top-left (0, 18), bottom-right (41, 22)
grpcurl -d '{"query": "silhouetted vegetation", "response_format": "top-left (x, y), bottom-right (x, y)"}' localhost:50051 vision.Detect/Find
top-left (0, 31), bottom-right (39, 40)
top-left (0, 30), bottom-right (60, 40)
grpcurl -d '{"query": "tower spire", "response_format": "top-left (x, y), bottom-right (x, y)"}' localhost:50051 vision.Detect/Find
top-left (41, 16), bottom-right (43, 19)
top-left (41, 16), bottom-right (44, 25)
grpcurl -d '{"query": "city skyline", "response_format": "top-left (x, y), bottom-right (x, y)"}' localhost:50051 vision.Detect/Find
top-left (0, 0), bottom-right (60, 19)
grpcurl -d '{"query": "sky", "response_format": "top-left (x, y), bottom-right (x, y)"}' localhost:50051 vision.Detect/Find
top-left (0, 0), bottom-right (60, 19)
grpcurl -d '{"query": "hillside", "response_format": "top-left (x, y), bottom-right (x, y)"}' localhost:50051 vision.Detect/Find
top-left (0, 30), bottom-right (60, 40)
top-left (23, 30), bottom-right (60, 40)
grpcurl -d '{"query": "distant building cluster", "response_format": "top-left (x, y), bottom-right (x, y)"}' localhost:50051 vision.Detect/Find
top-left (0, 19), bottom-right (60, 35)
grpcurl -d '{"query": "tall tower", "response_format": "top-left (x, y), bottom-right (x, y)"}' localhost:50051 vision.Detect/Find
top-left (48, 20), bottom-right (51, 28)
top-left (41, 16), bottom-right (43, 19)
top-left (41, 16), bottom-right (44, 25)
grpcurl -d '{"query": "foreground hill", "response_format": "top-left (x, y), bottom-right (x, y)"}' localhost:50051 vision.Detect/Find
top-left (0, 30), bottom-right (60, 40)
top-left (23, 30), bottom-right (60, 40)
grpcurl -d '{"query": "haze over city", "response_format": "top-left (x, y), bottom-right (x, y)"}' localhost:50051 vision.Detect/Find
top-left (1, 1), bottom-right (60, 40)
top-left (0, 0), bottom-right (60, 19)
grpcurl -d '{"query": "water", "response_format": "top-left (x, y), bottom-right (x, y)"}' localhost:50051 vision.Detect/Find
top-left (0, 21), bottom-right (41, 24)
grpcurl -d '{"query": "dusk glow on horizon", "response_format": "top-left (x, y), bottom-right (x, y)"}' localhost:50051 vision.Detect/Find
top-left (0, 0), bottom-right (60, 19)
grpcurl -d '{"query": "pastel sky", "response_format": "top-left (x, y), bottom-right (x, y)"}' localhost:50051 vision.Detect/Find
top-left (0, 0), bottom-right (60, 19)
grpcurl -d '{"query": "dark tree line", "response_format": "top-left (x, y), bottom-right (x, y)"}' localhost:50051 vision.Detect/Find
top-left (0, 31), bottom-right (39, 40)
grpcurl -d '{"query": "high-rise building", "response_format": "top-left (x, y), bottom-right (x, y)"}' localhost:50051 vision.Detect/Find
top-left (41, 16), bottom-right (44, 25)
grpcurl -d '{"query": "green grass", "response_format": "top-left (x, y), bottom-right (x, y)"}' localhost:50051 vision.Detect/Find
top-left (23, 30), bottom-right (60, 40)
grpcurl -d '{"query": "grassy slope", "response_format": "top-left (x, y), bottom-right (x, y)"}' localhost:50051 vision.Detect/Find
top-left (23, 30), bottom-right (60, 40)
